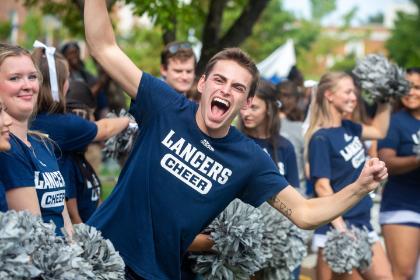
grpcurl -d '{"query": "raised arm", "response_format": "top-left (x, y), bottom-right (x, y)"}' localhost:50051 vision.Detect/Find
top-left (313, 178), bottom-right (347, 232)
top-left (362, 103), bottom-right (392, 140)
top-left (378, 148), bottom-right (420, 175)
top-left (94, 116), bottom-right (130, 142)
top-left (268, 158), bottom-right (388, 230)
top-left (84, 0), bottom-right (141, 98)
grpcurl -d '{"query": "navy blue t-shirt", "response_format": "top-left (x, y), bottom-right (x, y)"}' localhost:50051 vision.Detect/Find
top-left (31, 113), bottom-right (99, 221)
top-left (0, 134), bottom-right (66, 235)
top-left (0, 180), bottom-right (7, 212)
top-left (87, 73), bottom-right (289, 280)
top-left (251, 135), bottom-right (300, 188)
top-left (378, 110), bottom-right (420, 213)
top-left (309, 120), bottom-right (372, 232)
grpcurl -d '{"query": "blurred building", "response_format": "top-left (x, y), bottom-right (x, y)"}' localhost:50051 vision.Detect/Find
top-left (321, 24), bottom-right (390, 69)
top-left (0, 0), bottom-right (27, 44)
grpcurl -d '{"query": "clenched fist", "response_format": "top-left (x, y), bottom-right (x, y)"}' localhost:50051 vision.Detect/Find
top-left (355, 158), bottom-right (388, 195)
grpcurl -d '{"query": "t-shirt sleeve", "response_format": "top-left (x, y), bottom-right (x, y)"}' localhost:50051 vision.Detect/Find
top-left (0, 150), bottom-right (35, 190)
top-left (239, 147), bottom-right (289, 207)
top-left (309, 134), bottom-right (331, 181)
top-left (284, 143), bottom-right (300, 188)
top-left (132, 73), bottom-right (184, 125)
top-left (378, 116), bottom-right (399, 150)
top-left (57, 115), bottom-right (98, 152)
top-left (343, 120), bottom-right (362, 138)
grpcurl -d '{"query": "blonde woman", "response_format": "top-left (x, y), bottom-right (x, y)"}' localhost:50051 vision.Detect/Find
top-left (304, 72), bottom-right (392, 279)
top-left (0, 43), bottom-right (72, 236)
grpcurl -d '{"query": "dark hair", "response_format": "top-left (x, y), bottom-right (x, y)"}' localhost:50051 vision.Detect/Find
top-left (66, 80), bottom-right (96, 109)
top-left (161, 41), bottom-right (196, 69)
top-left (238, 79), bottom-right (281, 162)
top-left (32, 48), bottom-right (69, 114)
top-left (406, 67), bottom-right (420, 75)
top-left (204, 48), bottom-right (259, 98)
top-left (277, 80), bottom-right (305, 121)
top-left (60, 41), bottom-right (80, 56)
top-left (287, 65), bottom-right (304, 88)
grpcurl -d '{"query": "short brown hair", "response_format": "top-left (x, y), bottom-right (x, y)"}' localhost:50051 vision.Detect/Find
top-left (161, 41), bottom-right (196, 69)
top-left (203, 48), bottom-right (259, 98)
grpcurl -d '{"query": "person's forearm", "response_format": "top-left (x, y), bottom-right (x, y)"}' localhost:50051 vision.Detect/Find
top-left (301, 182), bottom-right (364, 229)
top-left (370, 103), bottom-right (392, 138)
top-left (380, 155), bottom-right (420, 175)
top-left (84, 0), bottom-right (116, 57)
top-left (314, 180), bottom-right (346, 231)
top-left (94, 117), bottom-right (130, 141)
top-left (66, 198), bottom-right (83, 224)
top-left (63, 203), bottom-right (74, 238)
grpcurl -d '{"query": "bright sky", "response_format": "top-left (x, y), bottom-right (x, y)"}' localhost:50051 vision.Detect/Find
top-left (283, 0), bottom-right (412, 26)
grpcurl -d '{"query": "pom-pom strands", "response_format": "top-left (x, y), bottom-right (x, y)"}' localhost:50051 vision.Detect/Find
top-left (191, 201), bottom-right (308, 279)
top-left (323, 226), bottom-right (374, 274)
top-left (352, 54), bottom-right (410, 103)
top-left (103, 109), bottom-right (138, 159)
top-left (0, 211), bottom-right (44, 279)
top-left (67, 224), bottom-right (125, 280)
top-left (0, 210), bottom-right (124, 279)
top-left (259, 203), bottom-right (308, 280)
top-left (191, 199), bottom-right (268, 279)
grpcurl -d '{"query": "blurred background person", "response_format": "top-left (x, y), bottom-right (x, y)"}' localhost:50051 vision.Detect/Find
top-left (160, 41), bottom-right (196, 95)
top-left (378, 67), bottom-right (420, 280)
top-left (277, 80), bottom-right (306, 195)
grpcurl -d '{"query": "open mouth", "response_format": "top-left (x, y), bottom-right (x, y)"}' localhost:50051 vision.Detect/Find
top-left (211, 97), bottom-right (230, 119)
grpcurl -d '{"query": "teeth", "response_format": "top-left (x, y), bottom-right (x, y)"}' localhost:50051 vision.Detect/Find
top-left (214, 97), bottom-right (230, 107)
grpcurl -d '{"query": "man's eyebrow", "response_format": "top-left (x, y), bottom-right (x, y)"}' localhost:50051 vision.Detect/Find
top-left (212, 74), bottom-right (227, 81)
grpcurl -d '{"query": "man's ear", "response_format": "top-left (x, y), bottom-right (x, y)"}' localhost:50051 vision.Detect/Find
top-left (197, 75), bottom-right (206, 94)
top-left (160, 65), bottom-right (167, 79)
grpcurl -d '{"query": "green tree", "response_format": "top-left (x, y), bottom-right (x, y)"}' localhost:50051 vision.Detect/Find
top-left (310, 0), bottom-right (336, 21)
top-left (23, 0), bottom-right (272, 74)
top-left (241, 0), bottom-right (295, 62)
top-left (366, 12), bottom-right (384, 25)
top-left (0, 20), bottom-right (12, 42)
top-left (386, 0), bottom-right (420, 68)
top-left (20, 10), bottom-right (44, 49)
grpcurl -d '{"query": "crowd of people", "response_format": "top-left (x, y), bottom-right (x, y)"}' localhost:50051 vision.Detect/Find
top-left (0, 1), bottom-right (419, 279)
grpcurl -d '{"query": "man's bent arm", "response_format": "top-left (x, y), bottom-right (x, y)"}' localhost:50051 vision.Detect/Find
top-left (268, 158), bottom-right (388, 230)
top-left (84, 0), bottom-right (141, 98)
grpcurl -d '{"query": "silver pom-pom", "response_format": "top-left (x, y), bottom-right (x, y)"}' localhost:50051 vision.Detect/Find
top-left (67, 223), bottom-right (125, 280)
top-left (259, 203), bottom-right (308, 280)
top-left (323, 226), bottom-right (374, 274)
top-left (0, 211), bottom-right (124, 279)
top-left (31, 240), bottom-right (94, 280)
top-left (103, 109), bottom-right (138, 159)
top-left (0, 210), bottom-right (44, 279)
top-left (191, 199), bottom-right (268, 279)
top-left (352, 54), bottom-right (410, 102)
